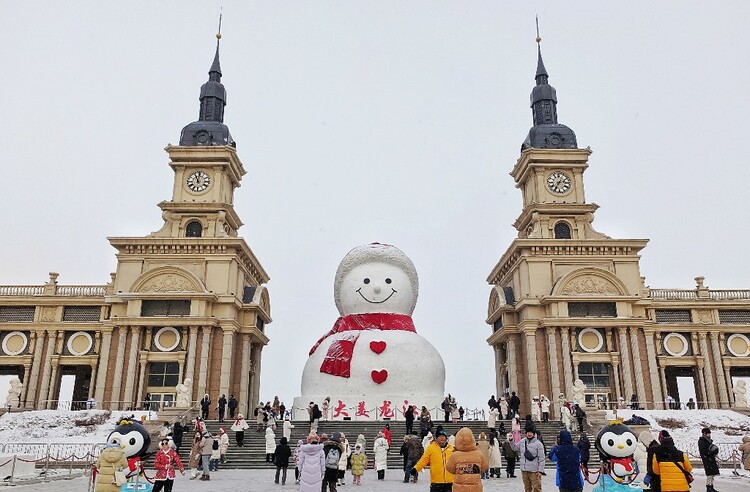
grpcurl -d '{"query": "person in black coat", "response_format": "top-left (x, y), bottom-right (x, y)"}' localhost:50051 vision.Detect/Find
top-left (200, 394), bottom-right (211, 419)
top-left (698, 427), bottom-right (720, 492)
top-left (577, 432), bottom-right (591, 471)
top-left (488, 395), bottom-right (498, 410)
top-left (227, 395), bottom-right (238, 419)
top-left (172, 421), bottom-right (185, 452)
top-left (645, 438), bottom-right (661, 492)
top-left (404, 405), bottom-right (415, 435)
top-left (217, 394), bottom-right (227, 422)
top-left (508, 391), bottom-right (521, 419)
top-left (273, 436), bottom-right (292, 485)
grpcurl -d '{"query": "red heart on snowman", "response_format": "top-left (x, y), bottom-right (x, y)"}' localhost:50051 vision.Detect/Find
top-left (369, 341), bottom-right (387, 354)
top-left (371, 370), bottom-right (388, 384)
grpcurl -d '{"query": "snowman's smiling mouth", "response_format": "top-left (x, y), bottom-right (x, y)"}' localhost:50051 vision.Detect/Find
top-left (356, 288), bottom-right (397, 304)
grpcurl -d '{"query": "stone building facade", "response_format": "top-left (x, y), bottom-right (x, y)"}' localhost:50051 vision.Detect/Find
top-left (486, 43), bottom-right (750, 415)
top-left (0, 40), bottom-right (271, 416)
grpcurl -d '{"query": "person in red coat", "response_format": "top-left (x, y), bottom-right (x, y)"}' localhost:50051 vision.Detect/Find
top-left (152, 438), bottom-right (186, 492)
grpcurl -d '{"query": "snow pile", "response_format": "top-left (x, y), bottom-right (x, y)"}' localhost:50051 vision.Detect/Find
top-left (616, 409), bottom-right (750, 447)
top-left (0, 409), bottom-right (120, 444)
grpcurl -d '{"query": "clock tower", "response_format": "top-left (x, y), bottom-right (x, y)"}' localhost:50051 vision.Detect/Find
top-left (486, 36), bottom-right (654, 416)
top-left (102, 32), bottom-right (271, 416)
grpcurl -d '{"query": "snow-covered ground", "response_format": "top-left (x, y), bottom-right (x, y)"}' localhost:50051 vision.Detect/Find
top-left (0, 409), bottom-right (119, 445)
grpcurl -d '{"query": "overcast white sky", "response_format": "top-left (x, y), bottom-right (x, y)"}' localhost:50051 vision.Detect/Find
top-left (1, 1), bottom-right (749, 411)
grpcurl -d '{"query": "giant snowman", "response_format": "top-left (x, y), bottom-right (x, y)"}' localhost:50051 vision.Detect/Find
top-left (292, 243), bottom-right (446, 420)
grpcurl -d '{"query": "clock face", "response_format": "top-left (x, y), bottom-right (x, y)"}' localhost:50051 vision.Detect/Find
top-left (546, 171), bottom-right (572, 194)
top-left (186, 170), bottom-right (211, 192)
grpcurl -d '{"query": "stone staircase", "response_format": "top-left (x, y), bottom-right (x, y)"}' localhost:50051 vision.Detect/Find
top-left (145, 419), bottom-right (600, 470)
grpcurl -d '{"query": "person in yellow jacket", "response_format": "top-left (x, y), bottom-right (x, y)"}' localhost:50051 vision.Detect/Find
top-left (652, 430), bottom-right (693, 492)
top-left (411, 427), bottom-right (455, 492)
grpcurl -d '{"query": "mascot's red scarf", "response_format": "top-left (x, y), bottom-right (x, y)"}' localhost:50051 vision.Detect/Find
top-left (309, 313), bottom-right (416, 378)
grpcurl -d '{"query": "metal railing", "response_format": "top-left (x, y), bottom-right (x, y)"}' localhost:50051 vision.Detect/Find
top-left (0, 442), bottom-right (104, 486)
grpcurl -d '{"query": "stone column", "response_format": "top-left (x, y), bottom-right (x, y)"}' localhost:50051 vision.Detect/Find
top-left (612, 361), bottom-right (622, 401)
top-left (507, 336), bottom-right (518, 394)
top-left (197, 326), bottom-right (212, 398)
top-left (696, 361), bottom-right (708, 409)
top-left (493, 345), bottom-right (502, 397)
top-left (525, 330), bottom-right (540, 406)
top-left (220, 328), bottom-right (235, 397)
top-left (89, 362), bottom-right (98, 399)
top-left (48, 359), bottom-right (60, 409)
top-left (629, 328), bottom-right (647, 406)
top-left (94, 328), bottom-right (113, 405)
top-left (135, 358), bottom-right (147, 409)
top-left (239, 336), bottom-right (251, 416)
top-left (724, 367), bottom-right (734, 406)
top-left (546, 327), bottom-right (561, 418)
top-left (185, 326), bottom-right (199, 383)
top-left (26, 331), bottom-right (45, 407)
top-left (709, 332), bottom-right (730, 408)
top-left (617, 327), bottom-right (634, 401)
top-left (122, 327), bottom-right (142, 409)
top-left (38, 330), bottom-right (57, 409)
top-left (110, 327), bottom-right (129, 410)
top-left (658, 366), bottom-right (667, 409)
top-left (21, 362), bottom-right (31, 407)
top-left (560, 327), bottom-right (573, 399)
top-left (251, 345), bottom-right (263, 409)
top-left (644, 331), bottom-right (662, 409)
top-left (698, 332), bottom-right (718, 407)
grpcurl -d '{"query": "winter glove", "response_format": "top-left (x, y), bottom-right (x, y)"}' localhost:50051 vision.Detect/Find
top-left (643, 475), bottom-right (650, 485)
top-left (410, 468), bottom-right (418, 477)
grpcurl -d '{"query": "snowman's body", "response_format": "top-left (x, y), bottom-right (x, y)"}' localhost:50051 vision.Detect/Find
top-left (293, 244), bottom-right (446, 419)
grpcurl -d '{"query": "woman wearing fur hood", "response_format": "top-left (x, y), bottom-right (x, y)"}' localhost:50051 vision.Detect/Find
top-left (634, 430), bottom-right (656, 488)
top-left (446, 427), bottom-right (489, 492)
top-left (738, 435), bottom-right (750, 471)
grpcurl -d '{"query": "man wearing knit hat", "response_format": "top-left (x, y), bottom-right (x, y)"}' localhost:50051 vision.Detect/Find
top-left (412, 428), bottom-right (455, 491)
top-left (519, 423), bottom-right (545, 492)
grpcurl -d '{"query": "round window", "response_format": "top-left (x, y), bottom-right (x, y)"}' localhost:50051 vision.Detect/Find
top-left (727, 334), bottom-right (750, 357)
top-left (663, 333), bottom-right (689, 357)
top-left (2, 331), bottom-right (28, 356)
top-left (154, 327), bottom-right (181, 352)
top-left (578, 328), bottom-right (604, 353)
top-left (67, 332), bottom-right (93, 356)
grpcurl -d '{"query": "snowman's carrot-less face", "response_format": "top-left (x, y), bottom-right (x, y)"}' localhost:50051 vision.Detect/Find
top-left (338, 262), bottom-right (415, 315)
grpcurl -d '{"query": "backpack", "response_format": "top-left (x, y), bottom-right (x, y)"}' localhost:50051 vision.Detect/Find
top-left (325, 447), bottom-right (340, 469)
top-left (212, 439), bottom-right (219, 451)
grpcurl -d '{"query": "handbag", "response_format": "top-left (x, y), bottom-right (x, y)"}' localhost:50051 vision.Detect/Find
top-left (673, 458), bottom-right (694, 484)
top-left (112, 464), bottom-right (127, 487)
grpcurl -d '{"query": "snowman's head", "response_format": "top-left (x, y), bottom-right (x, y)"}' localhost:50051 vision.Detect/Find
top-left (334, 243), bottom-right (418, 316)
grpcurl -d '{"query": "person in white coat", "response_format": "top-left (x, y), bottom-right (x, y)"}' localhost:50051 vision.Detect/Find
top-left (265, 426), bottom-right (277, 463)
top-left (499, 396), bottom-right (509, 420)
top-left (561, 403), bottom-right (573, 432)
top-left (283, 417), bottom-right (294, 441)
top-left (488, 431), bottom-right (504, 478)
top-left (218, 427), bottom-right (229, 463)
top-left (337, 433), bottom-right (351, 486)
top-left (540, 395), bottom-right (551, 422)
top-left (634, 430), bottom-right (655, 488)
top-left (488, 406), bottom-right (500, 432)
top-left (531, 397), bottom-right (542, 422)
top-left (373, 431), bottom-right (389, 480)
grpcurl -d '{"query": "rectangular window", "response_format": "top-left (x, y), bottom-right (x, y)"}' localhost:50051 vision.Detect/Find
top-left (568, 302), bottom-right (617, 317)
top-left (147, 362), bottom-right (180, 388)
top-left (718, 310), bottom-right (750, 324)
top-left (655, 309), bottom-right (692, 323)
top-left (141, 300), bottom-right (190, 317)
top-left (578, 362), bottom-right (611, 388)
top-left (0, 306), bottom-right (35, 322)
top-left (493, 318), bottom-right (503, 332)
top-left (62, 306), bottom-right (101, 322)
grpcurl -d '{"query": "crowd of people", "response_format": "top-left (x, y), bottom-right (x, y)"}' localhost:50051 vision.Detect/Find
top-left (140, 392), bottom-right (750, 492)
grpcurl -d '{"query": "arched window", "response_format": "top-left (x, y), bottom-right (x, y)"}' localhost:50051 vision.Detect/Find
top-left (186, 221), bottom-right (203, 237)
top-left (554, 221), bottom-right (571, 239)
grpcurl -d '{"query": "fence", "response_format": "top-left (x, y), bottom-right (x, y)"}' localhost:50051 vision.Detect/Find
top-left (0, 442), bottom-right (104, 486)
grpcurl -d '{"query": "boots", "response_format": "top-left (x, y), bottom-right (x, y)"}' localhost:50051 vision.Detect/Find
top-left (707, 486), bottom-right (718, 492)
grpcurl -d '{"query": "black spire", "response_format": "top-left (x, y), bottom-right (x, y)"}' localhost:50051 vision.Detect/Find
top-left (521, 19), bottom-right (577, 152)
top-left (179, 16), bottom-right (235, 147)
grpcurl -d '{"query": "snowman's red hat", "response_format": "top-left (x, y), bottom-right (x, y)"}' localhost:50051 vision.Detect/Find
top-left (334, 243), bottom-right (419, 315)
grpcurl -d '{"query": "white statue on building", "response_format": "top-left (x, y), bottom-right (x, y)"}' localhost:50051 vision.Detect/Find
top-left (5, 377), bottom-right (22, 408)
top-left (175, 378), bottom-right (193, 408)
top-left (571, 379), bottom-right (587, 407)
top-left (733, 380), bottom-right (748, 408)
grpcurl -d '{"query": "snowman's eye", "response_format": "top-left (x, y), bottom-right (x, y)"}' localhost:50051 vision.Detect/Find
top-left (385, 278), bottom-right (392, 284)
top-left (363, 278), bottom-right (370, 284)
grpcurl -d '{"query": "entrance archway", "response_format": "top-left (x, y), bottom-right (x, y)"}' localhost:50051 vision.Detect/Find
top-left (664, 366), bottom-right (699, 409)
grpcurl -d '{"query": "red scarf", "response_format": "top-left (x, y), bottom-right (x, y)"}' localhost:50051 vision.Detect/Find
top-left (310, 314), bottom-right (416, 378)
